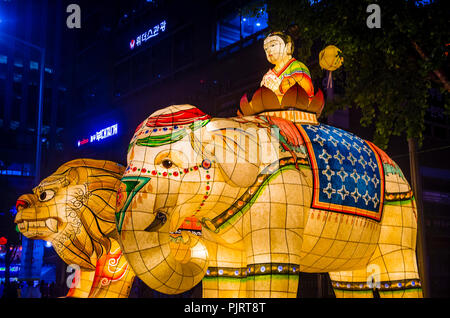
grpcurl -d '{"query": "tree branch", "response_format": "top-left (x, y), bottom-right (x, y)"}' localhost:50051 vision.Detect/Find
top-left (412, 40), bottom-right (450, 92)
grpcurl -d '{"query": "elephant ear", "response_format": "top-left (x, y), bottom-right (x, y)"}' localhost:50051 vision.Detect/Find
top-left (205, 120), bottom-right (261, 188)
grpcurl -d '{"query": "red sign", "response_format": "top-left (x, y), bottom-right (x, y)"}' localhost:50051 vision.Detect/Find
top-left (0, 237), bottom-right (7, 245)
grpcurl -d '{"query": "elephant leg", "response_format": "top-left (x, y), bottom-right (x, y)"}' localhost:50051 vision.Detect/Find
top-left (245, 273), bottom-right (299, 298)
top-left (367, 247), bottom-right (423, 298)
top-left (202, 276), bottom-right (246, 298)
top-left (202, 241), bottom-right (247, 298)
top-left (366, 200), bottom-right (423, 298)
top-left (329, 269), bottom-right (375, 298)
top-left (244, 227), bottom-right (302, 298)
top-left (241, 169), bottom-right (305, 297)
top-left (330, 200), bottom-right (422, 298)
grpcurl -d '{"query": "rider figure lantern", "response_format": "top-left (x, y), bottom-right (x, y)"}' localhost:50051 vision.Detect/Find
top-left (261, 32), bottom-right (314, 100)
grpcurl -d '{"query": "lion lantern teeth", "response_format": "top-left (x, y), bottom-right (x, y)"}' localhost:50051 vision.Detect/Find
top-left (31, 220), bottom-right (45, 228)
top-left (18, 220), bottom-right (28, 232)
top-left (45, 218), bottom-right (58, 233)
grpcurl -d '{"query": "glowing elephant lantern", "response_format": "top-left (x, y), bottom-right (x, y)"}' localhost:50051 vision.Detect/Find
top-left (15, 159), bottom-right (136, 298)
top-left (116, 86), bottom-right (423, 298)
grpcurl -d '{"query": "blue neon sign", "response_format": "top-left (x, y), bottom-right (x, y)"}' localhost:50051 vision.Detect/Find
top-left (77, 123), bottom-right (118, 147)
top-left (129, 20), bottom-right (167, 50)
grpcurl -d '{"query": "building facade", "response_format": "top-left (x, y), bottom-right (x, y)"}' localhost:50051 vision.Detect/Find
top-left (0, 0), bottom-right (71, 292)
top-left (63, 0), bottom-right (273, 165)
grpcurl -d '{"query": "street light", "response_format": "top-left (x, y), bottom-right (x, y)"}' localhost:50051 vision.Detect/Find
top-left (0, 31), bottom-right (46, 186)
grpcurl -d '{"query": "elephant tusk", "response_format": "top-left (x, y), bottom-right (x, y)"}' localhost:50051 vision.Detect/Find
top-left (181, 231), bottom-right (190, 244)
top-left (201, 218), bottom-right (217, 232)
top-left (144, 210), bottom-right (167, 232)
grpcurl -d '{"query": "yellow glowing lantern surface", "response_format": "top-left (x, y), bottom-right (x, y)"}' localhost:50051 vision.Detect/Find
top-left (15, 159), bottom-right (136, 298)
top-left (319, 45), bottom-right (343, 71)
top-left (117, 96), bottom-right (422, 298)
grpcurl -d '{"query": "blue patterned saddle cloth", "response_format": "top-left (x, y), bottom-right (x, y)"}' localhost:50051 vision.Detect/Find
top-left (298, 124), bottom-right (385, 221)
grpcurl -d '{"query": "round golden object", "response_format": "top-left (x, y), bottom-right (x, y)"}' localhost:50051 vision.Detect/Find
top-left (319, 45), bottom-right (343, 71)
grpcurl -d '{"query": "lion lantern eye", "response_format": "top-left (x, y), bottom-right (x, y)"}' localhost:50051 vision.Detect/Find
top-left (39, 189), bottom-right (55, 202)
top-left (162, 159), bottom-right (173, 169)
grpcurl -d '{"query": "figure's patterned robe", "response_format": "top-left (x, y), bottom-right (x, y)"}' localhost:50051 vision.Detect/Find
top-left (260, 58), bottom-right (314, 98)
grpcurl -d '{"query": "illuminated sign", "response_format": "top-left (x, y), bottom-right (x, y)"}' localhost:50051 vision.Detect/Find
top-left (77, 123), bottom-right (118, 147)
top-left (129, 20), bottom-right (167, 50)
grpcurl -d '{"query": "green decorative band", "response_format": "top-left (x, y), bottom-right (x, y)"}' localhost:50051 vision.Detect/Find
top-left (115, 176), bottom-right (151, 233)
top-left (136, 128), bottom-right (187, 148)
top-left (201, 157), bottom-right (309, 233)
top-left (127, 142), bottom-right (134, 154)
top-left (331, 279), bottom-right (421, 291)
top-left (384, 191), bottom-right (414, 201)
top-left (205, 263), bottom-right (300, 278)
top-left (134, 119), bottom-right (209, 148)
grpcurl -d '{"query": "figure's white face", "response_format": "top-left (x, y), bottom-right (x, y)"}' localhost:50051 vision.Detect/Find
top-left (263, 35), bottom-right (290, 66)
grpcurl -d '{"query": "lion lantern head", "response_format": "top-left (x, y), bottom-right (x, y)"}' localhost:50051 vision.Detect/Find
top-left (15, 159), bottom-right (125, 271)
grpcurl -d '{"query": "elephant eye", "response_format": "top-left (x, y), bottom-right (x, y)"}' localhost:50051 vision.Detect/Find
top-left (38, 189), bottom-right (55, 202)
top-left (162, 159), bottom-right (173, 169)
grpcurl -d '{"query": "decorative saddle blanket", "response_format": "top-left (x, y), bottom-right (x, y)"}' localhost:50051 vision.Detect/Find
top-left (298, 124), bottom-right (385, 221)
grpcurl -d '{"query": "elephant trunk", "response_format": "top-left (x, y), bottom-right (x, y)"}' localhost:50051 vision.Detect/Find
top-left (119, 203), bottom-right (209, 294)
top-left (142, 228), bottom-right (208, 294)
